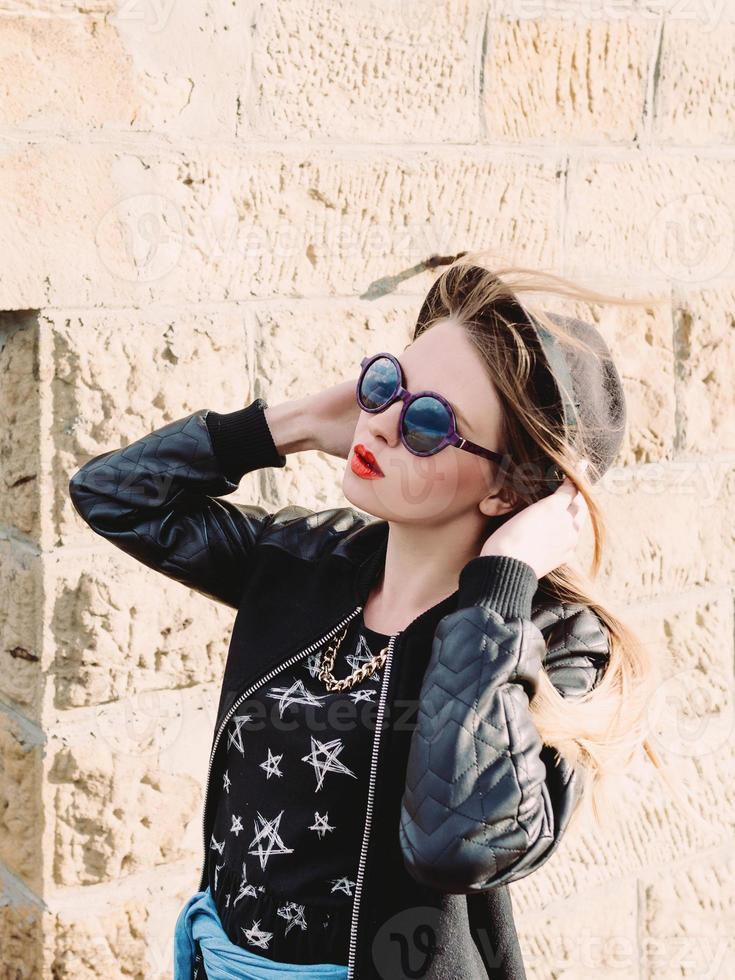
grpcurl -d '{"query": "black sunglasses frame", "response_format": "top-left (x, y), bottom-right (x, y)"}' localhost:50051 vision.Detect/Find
top-left (356, 352), bottom-right (508, 465)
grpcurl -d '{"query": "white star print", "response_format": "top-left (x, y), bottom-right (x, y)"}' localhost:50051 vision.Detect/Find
top-left (214, 861), bottom-right (224, 892)
top-left (277, 902), bottom-right (308, 934)
top-left (227, 712), bottom-right (254, 755)
top-left (233, 861), bottom-right (262, 907)
top-left (222, 769), bottom-right (231, 793)
top-left (265, 679), bottom-right (327, 718)
top-left (259, 747), bottom-right (284, 779)
top-left (230, 814), bottom-right (243, 836)
top-left (348, 687), bottom-right (378, 704)
top-left (209, 833), bottom-right (225, 856)
top-left (242, 919), bottom-right (273, 949)
top-left (301, 735), bottom-right (357, 791)
top-left (346, 634), bottom-right (384, 676)
top-left (308, 811), bottom-right (336, 838)
top-left (330, 876), bottom-right (356, 896)
top-left (305, 652), bottom-right (324, 678)
top-left (248, 810), bottom-right (294, 870)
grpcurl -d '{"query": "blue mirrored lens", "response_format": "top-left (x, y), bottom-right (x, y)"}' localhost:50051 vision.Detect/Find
top-left (359, 357), bottom-right (399, 409)
top-left (403, 396), bottom-right (451, 454)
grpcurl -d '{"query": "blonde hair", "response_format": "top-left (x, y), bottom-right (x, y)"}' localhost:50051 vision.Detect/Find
top-left (411, 248), bottom-right (687, 834)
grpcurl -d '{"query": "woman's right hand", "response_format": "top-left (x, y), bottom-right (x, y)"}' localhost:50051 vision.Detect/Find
top-left (303, 377), bottom-right (362, 459)
top-left (264, 377), bottom-right (362, 460)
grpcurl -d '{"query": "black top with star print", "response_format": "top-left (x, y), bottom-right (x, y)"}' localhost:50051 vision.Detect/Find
top-left (207, 612), bottom-right (392, 966)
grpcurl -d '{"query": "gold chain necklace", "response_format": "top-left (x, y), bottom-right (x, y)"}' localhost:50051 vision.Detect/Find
top-left (317, 620), bottom-right (393, 693)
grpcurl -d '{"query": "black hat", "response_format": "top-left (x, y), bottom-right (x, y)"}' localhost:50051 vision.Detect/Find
top-left (519, 305), bottom-right (627, 485)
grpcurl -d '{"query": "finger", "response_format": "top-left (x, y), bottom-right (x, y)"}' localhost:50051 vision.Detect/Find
top-left (555, 476), bottom-right (578, 500)
top-left (570, 495), bottom-right (589, 527)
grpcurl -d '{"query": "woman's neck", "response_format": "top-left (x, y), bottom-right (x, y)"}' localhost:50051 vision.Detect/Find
top-left (361, 519), bottom-right (484, 634)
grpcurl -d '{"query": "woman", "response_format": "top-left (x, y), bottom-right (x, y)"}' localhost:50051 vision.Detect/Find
top-left (68, 255), bottom-right (662, 980)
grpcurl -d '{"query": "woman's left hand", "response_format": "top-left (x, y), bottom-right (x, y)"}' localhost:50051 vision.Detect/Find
top-left (479, 469), bottom-right (590, 580)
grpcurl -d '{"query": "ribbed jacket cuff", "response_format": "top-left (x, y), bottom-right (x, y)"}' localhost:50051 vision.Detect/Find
top-left (457, 554), bottom-right (538, 619)
top-left (204, 398), bottom-right (287, 483)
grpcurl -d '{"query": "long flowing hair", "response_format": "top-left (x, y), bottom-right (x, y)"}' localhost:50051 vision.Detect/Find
top-left (411, 249), bottom-right (687, 833)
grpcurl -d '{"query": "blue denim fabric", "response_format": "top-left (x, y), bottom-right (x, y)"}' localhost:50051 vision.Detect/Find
top-left (174, 886), bottom-right (349, 980)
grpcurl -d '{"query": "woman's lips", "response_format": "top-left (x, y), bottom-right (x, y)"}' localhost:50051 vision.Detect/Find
top-left (351, 445), bottom-right (385, 479)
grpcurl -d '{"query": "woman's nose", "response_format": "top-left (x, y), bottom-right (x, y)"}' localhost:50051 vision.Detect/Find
top-left (366, 401), bottom-right (403, 447)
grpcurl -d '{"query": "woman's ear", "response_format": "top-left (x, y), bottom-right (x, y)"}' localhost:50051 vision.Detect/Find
top-left (478, 483), bottom-right (518, 519)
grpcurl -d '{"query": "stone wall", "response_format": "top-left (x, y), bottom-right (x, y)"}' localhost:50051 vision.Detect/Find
top-left (0, 1), bottom-right (733, 977)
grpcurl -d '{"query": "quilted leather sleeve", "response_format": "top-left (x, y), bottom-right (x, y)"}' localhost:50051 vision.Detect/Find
top-left (68, 398), bottom-right (291, 610)
top-left (398, 553), bottom-right (610, 894)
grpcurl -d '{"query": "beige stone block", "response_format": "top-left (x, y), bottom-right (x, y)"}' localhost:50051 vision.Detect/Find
top-left (565, 155), bottom-right (735, 287)
top-left (672, 286), bottom-right (735, 454)
top-left (0, 4), bottom-right (248, 137)
top-left (592, 461), bottom-right (735, 599)
top-left (247, 0), bottom-right (483, 142)
top-left (0, 542), bottom-right (41, 714)
top-left (49, 898), bottom-right (150, 979)
top-left (641, 849), bottom-right (735, 978)
top-left (43, 862), bottom-right (203, 978)
top-left (483, 18), bottom-right (655, 143)
top-left (0, 144), bottom-right (561, 309)
top-left (509, 589), bottom-right (734, 912)
top-left (51, 308), bottom-right (254, 548)
top-left (47, 725), bottom-right (201, 886)
top-left (48, 548), bottom-right (233, 709)
top-left (0, 877), bottom-right (43, 980)
top-left (0, 709), bottom-right (43, 891)
top-left (518, 877), bottom-right (638, 979)
top-left (654, 22), bottom-right (735, 144)
top-left (0, 311), bottom-right (39, 537)
top-left (43, 685), bottom-right (215, 891)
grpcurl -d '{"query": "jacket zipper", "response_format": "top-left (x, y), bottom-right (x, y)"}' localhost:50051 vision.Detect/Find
top-left (197, 604), bottom-right (364, 892)
top-left (347, 629), bottom-right (400, 980)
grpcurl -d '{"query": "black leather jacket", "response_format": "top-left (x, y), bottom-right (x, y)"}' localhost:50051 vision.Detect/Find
top-left (68, 398), bottom-right (610, 980)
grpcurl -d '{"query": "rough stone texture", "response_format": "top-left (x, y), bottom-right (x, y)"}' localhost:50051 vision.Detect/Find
top-left (672, 287), bottom-right (735, 455)
top-left (509, 587), bottom-right (735, 915)
top-left (565, 156), bottom-right (735, 288)
top-left (0, 541), bottom-right (41, 713)
top-left (0, 710), bottom-right (43, 891)
top-left (483, 18), bottom-right (656, 143)
top-left (0, 4), bottom-right (249, 138)
top-left (50, 308), bottom-right (254, 544)
top-left (247, 0), bottom-right (483, 143)
top-left (653, 21), bottom-right (735, 145)
top-left (641, 849), bottom-right (735, 978)
top-left (0, 311), bottom-right (39, 537)
top-left (517, 877), bottom-right (638, 976)
top-left (1, 2), bottom-right (733, 977)
top-left (48, 549), bottom-right (233, 710)
top-left (45, 685), bottom-right (214, 888)
top-left (0, 874), bottom-right (43, 980)
top-left (0, 144), bottom-right (562, 310)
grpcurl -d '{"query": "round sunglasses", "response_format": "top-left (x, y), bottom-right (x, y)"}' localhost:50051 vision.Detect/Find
top-left (356, 352), bottom-right (507, 463)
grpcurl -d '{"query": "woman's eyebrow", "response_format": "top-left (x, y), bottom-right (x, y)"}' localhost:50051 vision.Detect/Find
top-left (397, 356), bottom-right (473, 433)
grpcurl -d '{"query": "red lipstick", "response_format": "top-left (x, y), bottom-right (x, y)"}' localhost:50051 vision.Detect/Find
top-left (351, 444), bottom-right (385, 479)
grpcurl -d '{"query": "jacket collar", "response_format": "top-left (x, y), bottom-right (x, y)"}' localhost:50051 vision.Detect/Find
top-left (328, 515), bottom-right (391, 606)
